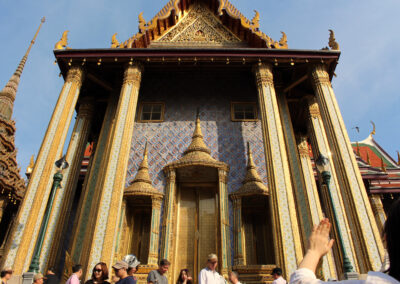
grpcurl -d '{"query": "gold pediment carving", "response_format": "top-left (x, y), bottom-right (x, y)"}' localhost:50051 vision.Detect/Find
top-left (152, 3), bottom-right (246, 48)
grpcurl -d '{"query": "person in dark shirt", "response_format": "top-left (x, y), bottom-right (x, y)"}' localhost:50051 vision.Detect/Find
top-left (113, 261), bottom-right (136, 284)
top-left (44, 267), bottom-right (59, 284)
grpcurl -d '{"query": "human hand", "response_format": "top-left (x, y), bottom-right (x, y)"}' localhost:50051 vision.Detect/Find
top-left (308, 218), bottom-right (335, 258)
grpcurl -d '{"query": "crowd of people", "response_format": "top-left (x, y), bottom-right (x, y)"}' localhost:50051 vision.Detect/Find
top-left (1, 199), bottom-right (400, 284)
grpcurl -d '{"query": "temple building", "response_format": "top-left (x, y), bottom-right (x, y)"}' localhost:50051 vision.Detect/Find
top-left (2, 0), bottom-right (395, 283)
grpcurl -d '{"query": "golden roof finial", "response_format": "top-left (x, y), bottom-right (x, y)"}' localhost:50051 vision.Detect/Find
top-left (370, 121), bottom-right (376, 136)
top-left (183, 109), bottom-right (211, 156)
top-left (381, 157), bottom-right (387, 172)
top-left (251, 10), bottom-right (260, 29)
top-left (54, 30), bottom-right (69, 50)
top-left (397, 151), bottom-right (400, 166)
top-left (0, 17), bottom-right (45, 120)
top-left (366, 150), bottom-right (371, 165)
top-left (243, 142), bottom-right (263, 184)
top-left (132, 142), bottom-right (151, 185)
top-left (26, 154), bottom-right (35, 174)
top-left (111, 33), bottom-right (119, 48)
top-left (328, 29), bottom-right (339, 50)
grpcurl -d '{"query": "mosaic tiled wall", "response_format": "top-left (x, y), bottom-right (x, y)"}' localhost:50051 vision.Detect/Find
top-left (126, 69), bottom-right (268, 263)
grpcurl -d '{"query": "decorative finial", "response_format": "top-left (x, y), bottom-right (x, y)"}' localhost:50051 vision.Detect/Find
top-left (111, 33), bottom-right (119, 48)
top-left (130, 142), bottom-right (152, 185)
top-left (328, 29), bottom-right (339, 50)
top-left (251, 10), bottom-right (260, 29)
top-left (54, 30), bottom-right (69, 50)
top-left (138, 12), bottom-right (146, 33)
top-left (279, 32), bottom-right (288, 48)
top-left (397, 151), bottom-right (400, 166)
top-left (370, 121), bottom-right (376, 136)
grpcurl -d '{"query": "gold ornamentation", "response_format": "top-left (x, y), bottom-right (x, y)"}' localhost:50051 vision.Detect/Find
top-left (25, 155), bottom-right (35, 175)
top-left (397, 151), bottom-right (400, 166)
top-left (328, 29), bottom-right (340, 50)
top-left (253, 63), bottom-right (274, 87)
top-left (367, 150), bottom-right (371, 165)
top-left (311, 64), bottom-right (331, 86)
top-left (230, 143), bottom-right (268, 198)
top-left (111, 33), bottom-right (119, 48)
top-left (381, 157), bottom-right (387, 172)
top-left (297, 137), bottom-right (310, 157)
top-left (309, 99), bottom-right (321, 119)
top-left (370, 121), bottom-right (376, 136)
top-left (123, 64), bottom-right (143, 85)
top-left (66, 66), bottom-right (84, 86)
top-left (54, 30), bottom-right (69, 50)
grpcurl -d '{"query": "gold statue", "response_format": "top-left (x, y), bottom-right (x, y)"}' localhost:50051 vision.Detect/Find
top-left (370, 121), bottom-right (376, 136)
top-left (328, 29), bottom-right (339, 50)
top-left (54, 30), bottom-right (69, 50)
top-left (111, 33), bottom-right (120, 48)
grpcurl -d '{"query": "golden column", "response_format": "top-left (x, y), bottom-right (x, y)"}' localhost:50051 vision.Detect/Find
top-left (253, 63), bottom-right (302, 277)
top-left (160, 169), bottom-right (176, 261)
top-left (148, 196), bottom-right (163, 265)
top-left (307, 97), bottom-right (358, 273)
top-left (311, 64), bottom-right (384, 271)
top-left (3, 66), bottom-right (84, 273)
top-left (43, 99), bottom-right (94, 270)
top-left (232, 197), bottom-right (244, 266)
top-left (86, 63), bottom-right (142, 273)
top-left (297, 136), bottom-right (337, 279)
top-left (70, 95), bottom-right (118, 267)
top-left (218, 168), bottom-right (231, 276)
top-left (369, 194), bottom-right (386, 234)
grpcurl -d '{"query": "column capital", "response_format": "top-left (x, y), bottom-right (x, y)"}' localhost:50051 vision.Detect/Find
top-left (218, 168), bottom-right (228, 184)
top-left (151, 196), bottom-right (163, 209)
top-left (123, 63), bottom-right (143, 85)
top-left (232, 197), bottom-right (242, 208)
top-left (66, 66), bottom-right (84, 86)
top-left (165, 169), bottom-right (176, 182)
top-left (77, 99), bottom-right (95, 119)
top-left (310, 64), bottom-right (331, 86)
top-left (253, 62), bottom-right (274, 87)
top-left (297, 136), bottom-right (310, 157)
top-left (308, 98), bottom-right (321, 119)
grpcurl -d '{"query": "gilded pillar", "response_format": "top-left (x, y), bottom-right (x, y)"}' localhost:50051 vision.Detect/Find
top-left (70, 95), bottom-right (118, 267)
top-left (253, 63), bottom-right (302, 277)
top-left (42, 100), bottom-right (94, 270)
top-left (311, 64), bottom-right (384, 271)
top-left (297, 137), bottom-right (337, 279)
top-left (160, 169), bottom-right (176, 261)
top-left (369, 194), bottom-right (386, 234)
top-left (3, 66), bottom-right (84, 273)
top-left (232, 197), bottom-right (244, 266)
top-left (218, 169), bottom-right (231, 276)
top-left (86, 63), bottom-right (142, 274)
top-left (307, 97), bottom-right (358, 273)
top-left (148, 196), bottom-right (162, 266)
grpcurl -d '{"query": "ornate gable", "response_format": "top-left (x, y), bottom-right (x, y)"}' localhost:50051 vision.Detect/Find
top-left (152, 3), bottom-right (244, 48)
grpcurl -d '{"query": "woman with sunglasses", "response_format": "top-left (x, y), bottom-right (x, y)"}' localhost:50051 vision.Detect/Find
top-left (85, 262), bottom-right (110, 284)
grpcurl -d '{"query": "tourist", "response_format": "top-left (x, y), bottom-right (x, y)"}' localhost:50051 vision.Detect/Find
top-left (44, 267), bottom-right (59, 284)
top-left (85, 262), bottom-right (110, 284)
top-left (34, 273), bottom-right (44, 284)
top-left (290, 199), bottom-right (400, 283)
top-left (272, 268), bottom-right (286, 284)
top-left (66, 264), bottom-right (83, 284)
top-left (199, 254), bottom-right (225, 284)
top-left (0, 268), bottom-right (12, 284)
top-left (113, 260), bottom-right (135, 284)
top-left (147, 259), bottom-right (170, 284)
top-left (177, 269), bottom-right (193, 284)
top-left (228, 271), bottom-right (241, 284)
top-left (123, 254), bottom-right (140, 279)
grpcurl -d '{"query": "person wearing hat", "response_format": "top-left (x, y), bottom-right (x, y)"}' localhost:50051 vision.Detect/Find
top-left (34, 273), bottom-right (44, 284)
top-left (123, 255), bottom-right (140, 277)
top-left (0, 268), bottom-right (13, 284)
top-left (113, 260), bottom-right (135, 284)
top-left (199, 254), bottom-right (225, 284)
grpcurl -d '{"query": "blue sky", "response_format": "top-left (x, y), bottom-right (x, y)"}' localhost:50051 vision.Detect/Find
top-left (1, 0), bottom-right (399, 173)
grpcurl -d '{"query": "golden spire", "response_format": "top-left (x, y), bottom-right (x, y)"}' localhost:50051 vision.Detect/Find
top-left (0, 17), bottom-right (45, 120)
top-left (370, 121), bottom-right (376, 136)
top-left (381, 157), bottom-right (387, 172)
top-left (232, 143), bottom-right (268, 197)
top-left (132, 142), bottom-right (151, 185)
top-left (183, 109), bottom-right (211, 156)
top-left (366, 150), bottom-right (371, 165)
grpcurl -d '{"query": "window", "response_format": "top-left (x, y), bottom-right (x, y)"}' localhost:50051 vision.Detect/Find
top-left (138, 103), bottom-right (165, 122)
top-left (231, 102), bottom-right (258, 121)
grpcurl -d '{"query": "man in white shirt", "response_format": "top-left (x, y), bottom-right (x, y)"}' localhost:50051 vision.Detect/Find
top-left (228, 271), bottom-right (241, 284)
top-left (199, 254), bottom-right (226, 284)
top-left (272, 268), bottom-right (287, 284)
